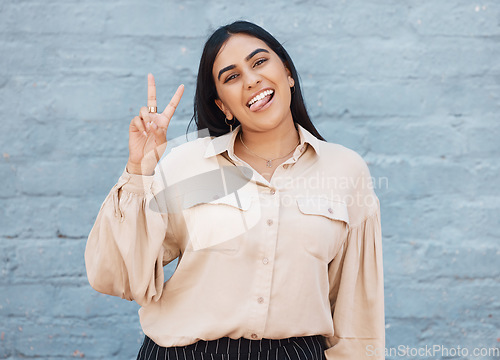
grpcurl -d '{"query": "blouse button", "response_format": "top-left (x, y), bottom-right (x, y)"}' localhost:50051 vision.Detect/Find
top-left (262, 258), bottom-right (269, 265)
top-left (328, 208), bottom-right (333, 214)
top-left (266, 219), bottom-right (273, 226)
top-left (270, 189), bottom-right (276, 195)
top-left (251, 334), bottom-right (258, 339)
top-left (257, 297), bottom-right (264, 304)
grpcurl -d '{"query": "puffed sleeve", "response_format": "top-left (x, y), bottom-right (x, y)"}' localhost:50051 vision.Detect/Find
top-left (85, 168), bottom-right (180, 307)
top-left (323, 199), bottom-right (385, 360)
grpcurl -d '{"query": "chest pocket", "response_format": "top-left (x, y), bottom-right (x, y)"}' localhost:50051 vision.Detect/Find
top-left (181, 191), bottom-right (257, 255)
top-left (296, 197), bottom-right (349, 263)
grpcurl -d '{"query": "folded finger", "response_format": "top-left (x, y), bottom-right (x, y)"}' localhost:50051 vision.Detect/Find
top-left (140, 106), bottom-right (151, 122)
top-left (150, 112), bottom-right (170, 131)
top-left (131, 116), bottom-right (147, 136)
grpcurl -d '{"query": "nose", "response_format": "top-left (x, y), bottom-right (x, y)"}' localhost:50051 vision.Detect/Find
top-left (244, 72), bottom-right (261, 89)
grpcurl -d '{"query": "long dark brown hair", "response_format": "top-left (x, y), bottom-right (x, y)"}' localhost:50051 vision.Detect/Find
top-left (188, 20), bottom-right (325, 141)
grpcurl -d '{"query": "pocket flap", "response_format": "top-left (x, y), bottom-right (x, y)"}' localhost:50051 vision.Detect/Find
top-left (183, 190), bottom-right (252, 211)
top-left (296, 197), bottom-right (349, 224)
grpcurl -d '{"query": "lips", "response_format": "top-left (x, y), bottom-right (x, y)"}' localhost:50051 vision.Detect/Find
top-left (247, 89), bottom-right (275, 112)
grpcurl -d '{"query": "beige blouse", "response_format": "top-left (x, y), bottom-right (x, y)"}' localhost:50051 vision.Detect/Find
top-left (85, 124), bottom-right (385, 360)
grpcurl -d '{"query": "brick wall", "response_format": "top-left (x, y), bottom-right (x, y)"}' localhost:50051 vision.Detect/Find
top-left (1, 0), bottom-right (498, 359)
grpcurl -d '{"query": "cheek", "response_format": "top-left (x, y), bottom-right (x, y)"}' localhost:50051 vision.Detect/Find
top-left (222, 90), bottom-right (240, 108)
top-left (277, 77), bottom-right (292, 102)
top-left (215, 85), bottom-right (233, 106)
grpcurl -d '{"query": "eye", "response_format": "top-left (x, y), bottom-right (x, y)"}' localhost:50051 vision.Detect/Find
top-left (224, 73), bottom-right (239, 83)
top-left (253, 58), bottom-right (268, 67)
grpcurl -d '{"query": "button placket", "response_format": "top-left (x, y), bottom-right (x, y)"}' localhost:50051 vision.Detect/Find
top-left (249, 181), bottom-right (278, 337)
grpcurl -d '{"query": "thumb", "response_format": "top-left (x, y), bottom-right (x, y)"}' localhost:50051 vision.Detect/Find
top-left (152, 126), bottom-right (167, 147)
top-left (153, 140), bottom-right (168, 162)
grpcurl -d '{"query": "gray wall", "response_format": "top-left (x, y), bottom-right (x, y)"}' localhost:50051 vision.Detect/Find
top-left (1, 0), bottom-right (499, 359)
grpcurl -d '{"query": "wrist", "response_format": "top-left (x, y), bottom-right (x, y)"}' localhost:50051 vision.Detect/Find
top-left (126, 161), bottom-right (154, 176)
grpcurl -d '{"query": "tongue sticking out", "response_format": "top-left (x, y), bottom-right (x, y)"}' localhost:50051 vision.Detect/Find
top-left (249, 94), bottom-right (272, 112)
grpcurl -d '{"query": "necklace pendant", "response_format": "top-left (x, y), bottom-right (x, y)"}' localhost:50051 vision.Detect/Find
top-left (266, 160), bottom-right (272, 168)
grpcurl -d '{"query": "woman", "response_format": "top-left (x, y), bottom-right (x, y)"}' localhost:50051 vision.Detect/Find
top-left (85, 21), bottom-right (385, 360)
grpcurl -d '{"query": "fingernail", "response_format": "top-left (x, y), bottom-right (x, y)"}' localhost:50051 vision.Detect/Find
top-left (143, 131), bottom-right (147, 136)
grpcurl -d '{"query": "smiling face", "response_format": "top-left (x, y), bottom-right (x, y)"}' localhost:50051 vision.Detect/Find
top-left (212, 33), bottom-right (295, 132)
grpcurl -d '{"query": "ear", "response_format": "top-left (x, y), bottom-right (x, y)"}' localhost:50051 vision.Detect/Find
top-left (284, 66), bottom-right (294, 87)
top-left (215, 99), bottom-right (233, 120)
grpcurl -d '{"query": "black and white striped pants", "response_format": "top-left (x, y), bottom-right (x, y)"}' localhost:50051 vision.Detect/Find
top-left (137, 335), bottom-right (326, 360)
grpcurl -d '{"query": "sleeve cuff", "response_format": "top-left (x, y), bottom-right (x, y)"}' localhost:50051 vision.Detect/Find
top-left (117, 167), bottom-right (156, 194)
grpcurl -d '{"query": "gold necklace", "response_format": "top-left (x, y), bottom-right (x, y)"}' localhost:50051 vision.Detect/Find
top-left (239, 131), bottom-right (300, 168)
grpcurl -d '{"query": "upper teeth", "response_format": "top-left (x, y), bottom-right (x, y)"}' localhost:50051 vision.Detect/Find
top-left (248, 90), bottom-right (274, 106)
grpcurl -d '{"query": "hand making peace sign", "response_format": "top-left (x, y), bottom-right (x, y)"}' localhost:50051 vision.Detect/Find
top-left (127, 74), bottom-right (184, 175)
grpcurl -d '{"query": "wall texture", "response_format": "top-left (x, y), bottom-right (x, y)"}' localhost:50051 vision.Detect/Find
top-left (1, 0), bottom-right (499, 359)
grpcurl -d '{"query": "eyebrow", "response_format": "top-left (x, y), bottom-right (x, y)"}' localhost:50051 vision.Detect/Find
top-left (217, 48), bottom-right (270, 81)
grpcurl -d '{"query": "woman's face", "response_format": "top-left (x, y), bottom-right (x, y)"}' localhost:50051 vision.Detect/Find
top-left (212, 33), bottom-right (295, 132)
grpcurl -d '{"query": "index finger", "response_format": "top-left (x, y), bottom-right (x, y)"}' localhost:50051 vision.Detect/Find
top-left (147, 73), bottom-right (157, 109)
top-left (161, 84), bottom-right (184, 120)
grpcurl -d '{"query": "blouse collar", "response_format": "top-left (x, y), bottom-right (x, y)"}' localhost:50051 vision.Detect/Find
top-left (203, 123), bottom-right (322, 159)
